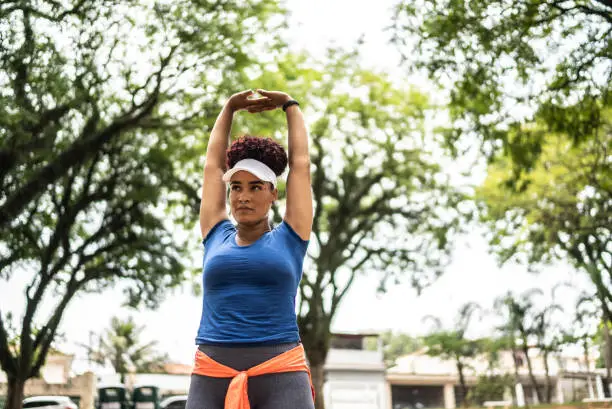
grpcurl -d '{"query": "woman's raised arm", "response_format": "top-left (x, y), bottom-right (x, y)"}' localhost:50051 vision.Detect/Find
top-left (199, 90), bottom-right (269, 238)
top-left (255, 89), bottom-right (313, 240)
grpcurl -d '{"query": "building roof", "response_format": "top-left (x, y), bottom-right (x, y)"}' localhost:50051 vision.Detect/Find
top-left (325, 348), bottom-right (385, 372)
top-left (388, 348), bottom-right (598, 378)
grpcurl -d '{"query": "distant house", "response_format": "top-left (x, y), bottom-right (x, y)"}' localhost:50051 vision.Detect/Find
top-left (388, 347), bottom-right (602, 409)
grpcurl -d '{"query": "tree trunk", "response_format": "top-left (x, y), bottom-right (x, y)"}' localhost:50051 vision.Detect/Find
top-left (511, 347), bottom-right (521, 407)
top-left (522, 343), bottom-right (542, 403)
top-left (310, 361), bottom-right (325, 409)
top-left (584, 338), bottom-right (591, 372)
top-left (596, 288), bottom-right (612, 396)
top-left (300, 326), bottom-right (329, 409)
top-left (457, 360), bottom-right (469, 407)
top-left (543, 350), bottom-right (552, 403)
top-left (298, 292), bottom-right (331, 409)
top-left (603, 318), bottom-right (611, 382)
top-left (5, 375), bottom-right (26, 409)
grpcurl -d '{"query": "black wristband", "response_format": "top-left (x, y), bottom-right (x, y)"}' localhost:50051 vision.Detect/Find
top-left (282, 100), bottom-right (300, 112)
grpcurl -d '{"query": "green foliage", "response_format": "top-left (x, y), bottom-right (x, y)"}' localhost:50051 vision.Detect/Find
top-left (366, 331), bottom-right (423, 368)
top-left (0, 1), bottom-right (285, 408)
top-left (591, 318), bottom-right (612, 371)
top-left (424, 330), bottom-right (482, 361)
top-left (424, 332), bottom-right (481, 407)
top-left (476, 89), bottom-right (610, 391)
top-left (423, 302), bottom-right (482, 407)
top-left (561, 295), bottom-right (598, 369)
top-left (495, 290), bottom-right (540, 347)
top-left (478, 336), bottom-right (513, 372)
top-left (494, 289), bottom-right (567, 402)
top-left (478, 119), bottom-right (611, 314)
top-left (85, 316), bottom-right (169, 382)
top-left (392, 0), bottom-right (611, 175)
top-left (468, 374), bottom-right (513, 406)
top-left (423, 302), bottom-right (482, 361)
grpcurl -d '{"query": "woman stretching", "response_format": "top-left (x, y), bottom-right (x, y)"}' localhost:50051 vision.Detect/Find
top-left (186, 89), bottom-right (315, 409)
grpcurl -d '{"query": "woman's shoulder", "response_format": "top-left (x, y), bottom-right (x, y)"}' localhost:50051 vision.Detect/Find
top-left (202, 219), bottom-right (235, 246)
top-left (272, 220), bottom-right (309, 246)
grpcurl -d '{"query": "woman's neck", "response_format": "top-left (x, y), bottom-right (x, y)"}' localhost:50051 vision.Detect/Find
top-left (236, 219), bottom-right (271, 245)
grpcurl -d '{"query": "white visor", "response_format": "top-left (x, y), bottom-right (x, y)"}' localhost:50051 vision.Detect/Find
top-left (222, 159), bottom-right (278, 188)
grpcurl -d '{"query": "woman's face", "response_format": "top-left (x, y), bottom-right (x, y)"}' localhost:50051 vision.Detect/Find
top-left (229, 170), bottom-right (277, 225)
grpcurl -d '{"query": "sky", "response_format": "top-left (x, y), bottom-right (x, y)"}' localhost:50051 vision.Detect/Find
top-left (0, 0), bottom-right (598, 375)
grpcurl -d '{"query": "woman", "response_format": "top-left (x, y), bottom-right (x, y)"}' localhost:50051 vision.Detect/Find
top-left (186, 89), bottom-right (314, 409)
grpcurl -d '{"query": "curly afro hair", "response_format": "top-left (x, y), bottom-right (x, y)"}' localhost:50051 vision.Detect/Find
top-left (226, 135), bottom-right (288, 176)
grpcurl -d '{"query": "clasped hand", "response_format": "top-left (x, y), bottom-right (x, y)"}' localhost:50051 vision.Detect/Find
top-left (227, 89), bottom-right (292, 114)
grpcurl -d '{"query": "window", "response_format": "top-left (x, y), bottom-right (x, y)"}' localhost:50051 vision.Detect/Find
top-left (330, 336), bottom-right (364, 350)
top-left (23, 401), bottom-right (58, 408)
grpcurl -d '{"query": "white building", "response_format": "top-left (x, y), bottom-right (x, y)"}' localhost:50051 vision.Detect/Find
top-left (324, 333), bottom-right (389, 409)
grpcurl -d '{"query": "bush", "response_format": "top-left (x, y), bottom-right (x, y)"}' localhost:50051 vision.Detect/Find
top-left (468, 374), bottom-right (514, 406)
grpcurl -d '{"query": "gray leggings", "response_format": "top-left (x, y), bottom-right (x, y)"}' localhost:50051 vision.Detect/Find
top-left (185, 342), bottom-right (315, 409)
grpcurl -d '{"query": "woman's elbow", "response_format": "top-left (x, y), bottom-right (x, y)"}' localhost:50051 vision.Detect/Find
top-left (288, 157), bottom-right (311, 170)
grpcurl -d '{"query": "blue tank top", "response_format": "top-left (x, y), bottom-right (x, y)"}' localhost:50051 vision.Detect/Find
top-left (196, 219), bottom-right (309, 345)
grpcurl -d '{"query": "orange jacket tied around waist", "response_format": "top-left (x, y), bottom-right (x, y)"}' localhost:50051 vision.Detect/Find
top-left (192, 343), bottom-right (315, 409)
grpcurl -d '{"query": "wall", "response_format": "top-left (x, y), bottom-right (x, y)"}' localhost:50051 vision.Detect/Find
top-left (325, 371), bottom-right (388, 409)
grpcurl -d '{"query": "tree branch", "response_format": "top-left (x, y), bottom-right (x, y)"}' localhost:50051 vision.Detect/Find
top-left (593, 0), bottom-right (612, 11)
top-left (0, 103), bottom-right (73, 184)
top-left (0, 311), bottom-right (18, 375)
top-left (30, 201), bottom-right (142, 362)
top-left (549, 1), bottom-right (612, 23)
top-left (30, 276), bottom-right (81, 377)
top-left (0, 0), bottom-right (103, 22)
top-left (311, 130), bottom-right (326, 246)
top-left (12, 8), bottom-right (35, 112)
top-left (0, 46), bottom-right (175, 230)
top-left (575, 3), bottom-right (612, 22)
top-left (330, 246), bottom-right (388, 317)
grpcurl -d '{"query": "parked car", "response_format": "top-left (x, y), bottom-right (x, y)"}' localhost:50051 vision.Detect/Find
top-left (23, 396), bottom-right (78, 409)
top-left (159, 395), bottom-right (187, 409)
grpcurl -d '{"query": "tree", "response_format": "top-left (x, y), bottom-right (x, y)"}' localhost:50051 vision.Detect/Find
top-left (84, 316), bottom-right (168, 383)
top-left (575, 292), bottom-right (612, 384)
top-left (478, 121), bottom-right (611, 385)
top-left (532, 302), bottom-right (564, 403)
top-left (233, 50), bottom-right (464, 409)
top-left (495, 290), bottom-right (543, 403)
top-left (478, 336), bottom-right (514, 375)
top-left (476, 125), bottom-right (611, 279)
top-left (568, 293), bottom-right (600, 373)
top-left (424, 332), bottom-right (481, 407)
top-left (391, 0), bottom-right (611, 177)
top-left (422, 302), bottom-right (482, 407)
top-left (0, 2), bottom-right (284, 409)
top-left (0, 0), bottom-right (285, 230)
